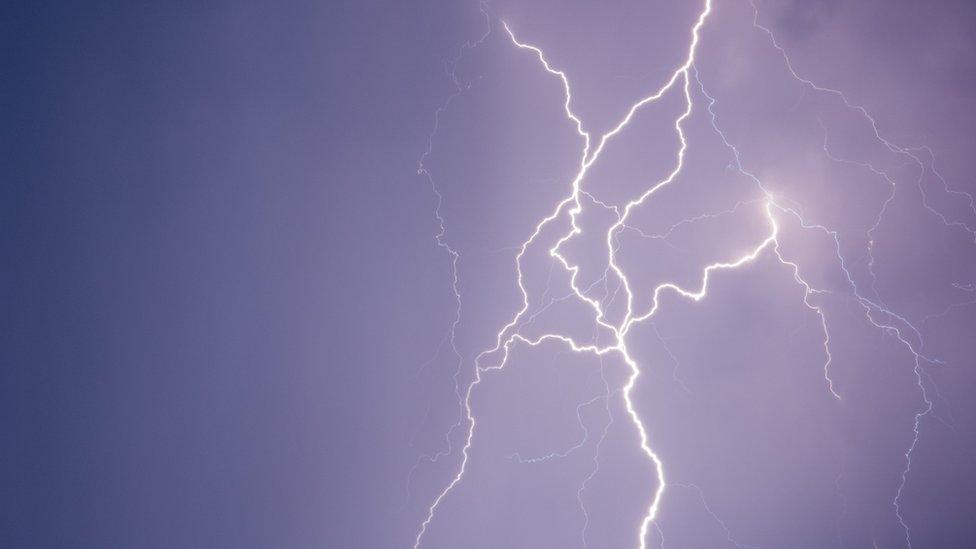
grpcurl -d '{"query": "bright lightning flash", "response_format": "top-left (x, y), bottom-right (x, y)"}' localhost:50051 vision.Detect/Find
top-left (412, 0), bottom-right (969, 547)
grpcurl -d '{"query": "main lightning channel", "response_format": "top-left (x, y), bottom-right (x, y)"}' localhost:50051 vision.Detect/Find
top-left (414, 2), bottom-right (716, 547)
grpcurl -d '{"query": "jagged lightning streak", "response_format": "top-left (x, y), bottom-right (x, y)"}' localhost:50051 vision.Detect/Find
top-left (623, 198), bottom-right (763, 250)
top-left (670, 482), bottom-right (759, 549)
top-left (699, 2), bottom-right (976, 541)
top-left (696, 65), bottom-right (931, 545)
top-left (690, 67), bottom-right (838, 400)
top-left (815, 117), bottom-right (896, 304)
top-left (415, 2), bottom-right (715, 547)
top-left (742, 3), bottom-right (976, 544)
top-left (578, 348), bottom-right (615, 547)
top-left (506, 392), bottom-right (608, 464)
top-left (406, 2), bottom-right (490, 497)
top-left (922, 282), bottom-right (976, 326)
top-left (414, 0), bottom-right (969, 547)
top-left (650, 323), bottom-right (692, 395)
top-left (749, 0), bottom-right (976, 244)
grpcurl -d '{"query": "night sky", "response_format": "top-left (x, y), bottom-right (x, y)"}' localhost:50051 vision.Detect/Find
top-left (3, 1), bottom-right (976, 548)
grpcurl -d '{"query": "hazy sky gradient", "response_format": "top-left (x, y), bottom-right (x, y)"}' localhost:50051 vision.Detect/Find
top-left (3, 1), bottom-right (975, 548)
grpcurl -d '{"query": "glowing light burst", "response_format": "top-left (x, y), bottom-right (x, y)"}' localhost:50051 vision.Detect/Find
top-left (411, 1), bottom-right (970, 547)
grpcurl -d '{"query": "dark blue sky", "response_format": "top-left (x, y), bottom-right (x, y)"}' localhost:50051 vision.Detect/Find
top-left (2, 2), bottom-right (474, 547)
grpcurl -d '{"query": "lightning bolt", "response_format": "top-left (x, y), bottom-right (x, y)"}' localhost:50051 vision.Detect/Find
top-left (414, 3), bottom-right (716, 546)
top-left (742, 3), bottom-right (976, 544)
top-left (669, 482), bottom-right (759, 549)
top-left (404, 1), bottom-right (491, 507)
top-left (412, 0), bottom-right (971, 547)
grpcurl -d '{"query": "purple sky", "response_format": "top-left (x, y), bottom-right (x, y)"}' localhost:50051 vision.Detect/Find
top-left (3, 1), bottom-right (975, 548)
